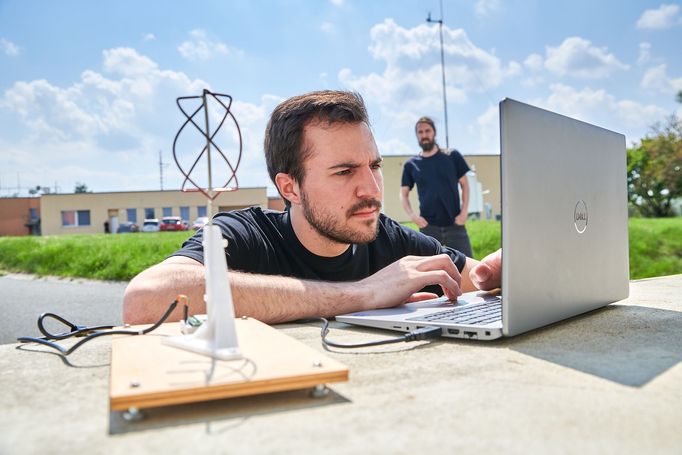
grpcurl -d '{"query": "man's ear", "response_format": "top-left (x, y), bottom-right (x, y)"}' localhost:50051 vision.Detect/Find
top-left (274, 172), bottom-right (302, 205)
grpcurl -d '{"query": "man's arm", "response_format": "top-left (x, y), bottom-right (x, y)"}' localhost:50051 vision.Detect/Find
top-left (123, 253), bottom-right (470, 325)
top-left (400, 186), bottom-right (428, 228)
top-left (455, 175), bottom-right (469, 225)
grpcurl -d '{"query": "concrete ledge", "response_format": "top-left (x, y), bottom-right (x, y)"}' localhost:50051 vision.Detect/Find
top-left (0, 275), bottom-right (680, 453)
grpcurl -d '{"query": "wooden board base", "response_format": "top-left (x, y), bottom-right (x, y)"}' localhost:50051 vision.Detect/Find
top-left (110, 318), bottom-right (348, 411)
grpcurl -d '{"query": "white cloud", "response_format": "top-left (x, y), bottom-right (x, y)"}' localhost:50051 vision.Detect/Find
top-left (523, 53), bottom-right (544, 71)
top-left (544, 37), bottom-right (629, 79)
top-left (143, 33), bottom-right (156, 41)
top-left (641, 63), bottom-right (682, 94)
top-left (636, 4), bottom-right (681, 30)
top-left (0, 48), bottom-right (273, 192)
top-left (469, 105), bottom-right (499, 154)
top-left (320, 22), bottom-right (335, 34)
top-left (337, 19), bottom-right (510, 156)
top-left (637, 42), bottom-right (651, 65)
top-left (474, 0), bottom-right (502, 16)
top-left (1, 38), bottom-right (21, 56)
top-left (329, 0), bottom-right (344, 6)
top-left (544, 84), bottom-right (667, 136)
top-left (178, 29), bottom-right (238, 61)
top-left (354, 19), bottom-right (504, 94)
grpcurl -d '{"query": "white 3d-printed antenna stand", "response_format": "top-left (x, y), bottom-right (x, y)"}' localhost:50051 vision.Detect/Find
top-left (163, 223), bottom-right (241, 360)
top-left (162, 89), bottom-right (242, 361)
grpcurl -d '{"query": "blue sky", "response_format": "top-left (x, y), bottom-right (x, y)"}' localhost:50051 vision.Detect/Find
top-left (1, 0), bottom-right (681, 196)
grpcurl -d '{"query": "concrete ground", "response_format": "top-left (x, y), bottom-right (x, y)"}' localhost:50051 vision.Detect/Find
top-left (0, 274), bottom-right (680, 454)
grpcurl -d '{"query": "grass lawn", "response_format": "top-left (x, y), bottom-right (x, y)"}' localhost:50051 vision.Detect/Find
top-left (0, 218), bottom-right (680, 281)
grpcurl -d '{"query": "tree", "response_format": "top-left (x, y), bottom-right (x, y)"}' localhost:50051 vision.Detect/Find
top-left (677, 90), bottom-right (682, 104)
top-left (627, 115), bottom-right (682, 217)
top-left (74, 182), bottom-right (90, 193)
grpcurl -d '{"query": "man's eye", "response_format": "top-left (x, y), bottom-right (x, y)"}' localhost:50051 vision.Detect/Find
top-left (371, 163), bottom-right (382, 170)
top-left (335, 169), bottom-right (351, 176)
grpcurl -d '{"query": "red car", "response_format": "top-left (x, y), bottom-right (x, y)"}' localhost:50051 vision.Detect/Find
top-left (159, 216), bottom-right (188, 231)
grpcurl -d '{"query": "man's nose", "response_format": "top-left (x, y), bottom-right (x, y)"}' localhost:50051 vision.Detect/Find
top-left (356, 167), bottom-right (382, 198)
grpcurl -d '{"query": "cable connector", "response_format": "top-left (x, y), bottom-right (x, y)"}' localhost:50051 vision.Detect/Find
top-left (403, 326), bottom-right (442, 342)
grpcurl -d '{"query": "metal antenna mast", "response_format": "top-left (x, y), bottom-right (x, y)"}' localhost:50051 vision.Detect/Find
top-left (427, 0), bottom-right (449, 150)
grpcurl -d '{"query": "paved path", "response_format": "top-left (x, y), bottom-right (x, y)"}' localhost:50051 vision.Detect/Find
top-left (0, 273), bottom-right (127, 345)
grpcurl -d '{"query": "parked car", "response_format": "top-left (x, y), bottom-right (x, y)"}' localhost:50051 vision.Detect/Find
top-left (141, 219), bottom-right (160, 232)
top-left (116, 221), bottom-right (139, 233)
top-left (192, 216), bottom-right (209, 230)
top-left (160, 216), bottom-right (188, 231)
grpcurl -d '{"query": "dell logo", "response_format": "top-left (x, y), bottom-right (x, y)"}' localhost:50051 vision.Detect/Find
top-left (574, 200), bottom-right (588, 233)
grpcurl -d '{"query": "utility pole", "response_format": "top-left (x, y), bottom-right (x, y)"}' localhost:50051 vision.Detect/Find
top-left (427, 0), bottom-right (449, 151)
top-left (159, 149), bottom-right (169, 190)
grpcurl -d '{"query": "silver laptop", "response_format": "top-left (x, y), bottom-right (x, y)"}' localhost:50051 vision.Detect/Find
top-left (336, 98), bottom-right (630, 340)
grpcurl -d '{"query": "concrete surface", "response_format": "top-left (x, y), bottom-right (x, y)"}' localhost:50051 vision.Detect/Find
top-left (0, 275), bottom-right (680, 454)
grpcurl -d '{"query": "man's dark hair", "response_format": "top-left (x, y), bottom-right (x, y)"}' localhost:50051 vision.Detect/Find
top-left (415, 116), bottom-right (437, 133)
top-left (264, 90), bottom-right (369, 205)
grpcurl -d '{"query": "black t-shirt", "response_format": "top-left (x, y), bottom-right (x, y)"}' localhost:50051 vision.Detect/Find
top-left (401, 149), bottom-right (470, 226)
top-left (172, 207), bottom-right (466, 294)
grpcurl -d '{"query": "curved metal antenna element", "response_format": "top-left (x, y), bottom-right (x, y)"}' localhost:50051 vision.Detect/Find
top-left (172, 89), bottom-right (243, 201)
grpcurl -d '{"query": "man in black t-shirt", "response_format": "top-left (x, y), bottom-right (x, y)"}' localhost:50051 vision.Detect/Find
top-left (400, 116), bottom-right (474, 257)
top-left (123, 91), bottom-right (500, 325)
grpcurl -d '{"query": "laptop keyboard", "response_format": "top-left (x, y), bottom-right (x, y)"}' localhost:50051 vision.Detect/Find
top-left (406, 298), bottom-right (502, 325)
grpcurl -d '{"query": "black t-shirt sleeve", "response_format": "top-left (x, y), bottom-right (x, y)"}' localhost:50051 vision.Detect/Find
top-left (401, 159), bottom-right (415, 189)
top-left (450, 150), bottom-right (470, 179)
top-left (169, 210), bottom-right (267, 271)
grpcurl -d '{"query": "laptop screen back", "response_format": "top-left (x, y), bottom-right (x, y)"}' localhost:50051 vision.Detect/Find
top-left (500, 98), bottom-right (629, 336)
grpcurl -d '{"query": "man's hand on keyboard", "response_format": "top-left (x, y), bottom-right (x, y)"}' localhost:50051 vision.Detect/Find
top-left (470, 249), bottom-right (501, 291)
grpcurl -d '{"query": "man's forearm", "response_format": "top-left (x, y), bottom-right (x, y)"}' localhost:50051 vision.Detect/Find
top-left (399, 187), bottom-right (415, 218)
top-left (459, 178), bottom-right (470, 214)
top-left (231, 272), bottom-right (364, 324)
top-left (123, 260), bottom-right (368, 325)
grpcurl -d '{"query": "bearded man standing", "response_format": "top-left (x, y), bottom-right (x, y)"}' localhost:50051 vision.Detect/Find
top-left (399, 116), bottom-right (474, 257)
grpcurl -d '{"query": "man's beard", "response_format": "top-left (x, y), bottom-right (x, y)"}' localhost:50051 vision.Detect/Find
top-left (419, 139), bottom-right (435, 151)
top-left (301, 190), bottom-right (381, 245)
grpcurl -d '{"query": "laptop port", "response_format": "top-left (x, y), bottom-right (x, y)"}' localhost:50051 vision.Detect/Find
top-left (447, 329), bottom-right (460, 335)
top-left (463, 331), bottom-right (478, 338)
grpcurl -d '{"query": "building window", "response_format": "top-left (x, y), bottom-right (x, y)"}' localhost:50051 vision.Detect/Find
top-left (162, 207), bottom-right (173, 217)
top-left (180, 206), bottom-right (190, 222)
top-left (144, 208), bottom-right (155, 219)
top-left (61, 210), bottom-right (91, 227)
top-left (126, 208), bottom-right (137, 223)
top-left (197, 205), bottom-right (207, 217)
top-left (29, 208), bottom-right (38, 220)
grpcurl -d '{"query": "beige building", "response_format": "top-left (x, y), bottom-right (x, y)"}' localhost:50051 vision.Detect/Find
top-left (40, 188), bottom-right (268, 236)
top-left (29, 153), bottom-right (499, 237)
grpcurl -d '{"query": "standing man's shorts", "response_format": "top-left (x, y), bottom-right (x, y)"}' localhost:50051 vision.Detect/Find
top-left (420, 224), bottom-right (473, 258)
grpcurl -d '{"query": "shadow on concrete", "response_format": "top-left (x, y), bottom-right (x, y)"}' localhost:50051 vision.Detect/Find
top-left (507, 304), bottom-right (682, 387)
top-left (109, 387), bottom-right (349, 435)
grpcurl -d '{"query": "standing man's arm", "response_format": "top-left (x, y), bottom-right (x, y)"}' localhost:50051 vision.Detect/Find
top-left (455, 174), bottom-right (469, 225)
top-left (400, 186), bottom-right (428, 228)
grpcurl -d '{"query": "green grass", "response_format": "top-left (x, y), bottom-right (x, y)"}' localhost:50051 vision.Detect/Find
top-left (0, 232), bottom-right (192, 281)
top-left (0, 218), bottom-right (680, 281)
